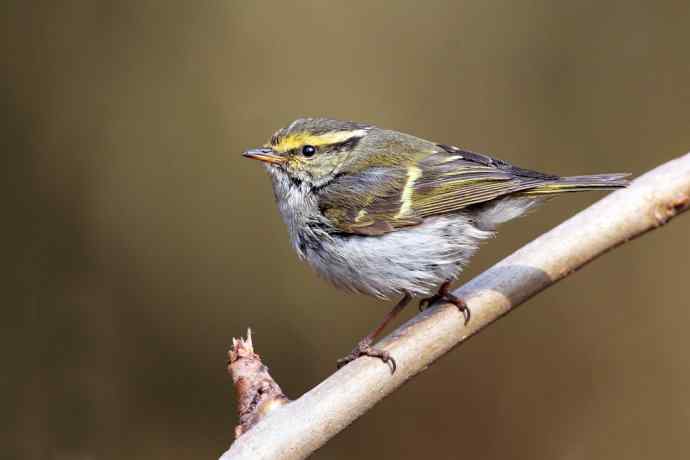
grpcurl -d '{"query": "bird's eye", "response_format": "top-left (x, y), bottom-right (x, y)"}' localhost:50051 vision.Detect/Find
top-left (302, 145), bottom-right (316, 157)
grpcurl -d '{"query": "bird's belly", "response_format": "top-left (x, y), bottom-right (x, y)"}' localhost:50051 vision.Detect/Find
top-left (301, 215), bottom-right (493, 299)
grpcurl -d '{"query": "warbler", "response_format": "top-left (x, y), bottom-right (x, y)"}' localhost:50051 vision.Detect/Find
top-left (243, 118), bottom-right (628, 371)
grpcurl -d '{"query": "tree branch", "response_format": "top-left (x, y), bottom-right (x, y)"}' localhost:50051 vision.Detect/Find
top-left (220, 153), bottom-right (690, 460)
top-left (227, 329), bottom-right (289, 438)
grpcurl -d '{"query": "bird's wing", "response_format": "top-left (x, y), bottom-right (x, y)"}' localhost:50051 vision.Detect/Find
top-left (317, 144), bottom-right (558, 235)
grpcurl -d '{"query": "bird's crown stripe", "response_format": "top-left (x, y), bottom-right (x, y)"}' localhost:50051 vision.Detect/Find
top-left (272, 129), bottom-right (368, 152)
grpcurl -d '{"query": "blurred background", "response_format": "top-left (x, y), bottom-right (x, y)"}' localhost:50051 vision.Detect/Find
top-left (3, 1), bottom-right (690, 459)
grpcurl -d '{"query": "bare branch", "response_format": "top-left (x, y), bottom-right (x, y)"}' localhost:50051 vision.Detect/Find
top-left (220, 153), bottom-right (690, 460)
top-left (227, 329), bottom-right (289, 439)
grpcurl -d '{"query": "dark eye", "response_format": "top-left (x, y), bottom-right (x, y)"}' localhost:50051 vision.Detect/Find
top-left (302, 145), bottom-right (316, 157)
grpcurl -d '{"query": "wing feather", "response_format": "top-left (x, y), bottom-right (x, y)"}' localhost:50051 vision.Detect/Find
top-left (317, 146), bottom-right (557, 235)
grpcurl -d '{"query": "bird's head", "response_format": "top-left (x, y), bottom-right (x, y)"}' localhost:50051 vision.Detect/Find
top-left (243, 118), bottom-right (394, 188)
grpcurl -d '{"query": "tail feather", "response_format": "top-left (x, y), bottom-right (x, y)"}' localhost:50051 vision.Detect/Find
top-left (524, 173), bottom-right (630, 195)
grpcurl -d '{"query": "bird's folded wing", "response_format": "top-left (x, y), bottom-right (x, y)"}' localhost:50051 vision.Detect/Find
top-left (317, 148), bottom-right (554, 235)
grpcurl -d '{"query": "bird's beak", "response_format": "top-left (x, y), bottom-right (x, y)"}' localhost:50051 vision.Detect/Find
top-left (242, 147), bottom-right (286, 165)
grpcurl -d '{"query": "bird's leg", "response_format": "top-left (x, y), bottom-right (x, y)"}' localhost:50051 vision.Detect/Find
top-left (418, 280), bottom-right (470, 325)
top-left (336, 292), bottom-right (412, 373)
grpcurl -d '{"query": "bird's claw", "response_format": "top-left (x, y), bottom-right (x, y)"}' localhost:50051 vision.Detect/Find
top-left (455, 299), bottom-right (471, 325)
top-left (418, 292), bottom-right (471, 325)
top-left (418, 295), bottom-right (439, 312)
top-left (336, 339), bottom-right (396, 373)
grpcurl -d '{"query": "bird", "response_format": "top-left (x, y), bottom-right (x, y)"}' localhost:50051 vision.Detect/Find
top-left (243, 117), bottom-right (628, 371)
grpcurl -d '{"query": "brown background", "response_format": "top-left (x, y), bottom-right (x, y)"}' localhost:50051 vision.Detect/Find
top-left (3, 1), bottom-right (690, 459)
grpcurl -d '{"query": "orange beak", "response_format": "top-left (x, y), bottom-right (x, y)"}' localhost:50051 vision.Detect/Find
top-left (242, 148), bottom-right (286, 165)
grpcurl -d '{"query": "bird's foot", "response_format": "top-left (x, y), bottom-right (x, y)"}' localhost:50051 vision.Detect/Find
top-left (336, 338), bottom-right (396, 373)
top-left (418, 283), bottom-right (471, 325)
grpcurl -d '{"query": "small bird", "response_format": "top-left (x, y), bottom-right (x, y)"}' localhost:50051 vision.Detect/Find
top-left (243, 118), bottom-right (628, 371)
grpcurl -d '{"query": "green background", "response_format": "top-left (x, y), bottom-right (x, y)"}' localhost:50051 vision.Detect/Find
top-left (4, 1), bottom-right (690, 459)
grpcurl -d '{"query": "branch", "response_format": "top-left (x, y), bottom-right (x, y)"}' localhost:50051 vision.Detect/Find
top-left (227, 329), bottom-right (289, 438)
top-left (220, 153), bottom-right (690, 460)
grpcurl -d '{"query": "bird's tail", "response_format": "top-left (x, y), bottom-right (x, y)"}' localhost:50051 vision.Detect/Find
top-left (524, 173), bottom-right (631, 195)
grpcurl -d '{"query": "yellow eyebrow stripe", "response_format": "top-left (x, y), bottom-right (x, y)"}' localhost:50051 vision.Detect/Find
top-left (273, 129), bottom-right (367, 152)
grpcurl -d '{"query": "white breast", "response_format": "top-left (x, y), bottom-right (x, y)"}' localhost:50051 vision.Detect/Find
top-left (301, 215), bottom-right (494, 299)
